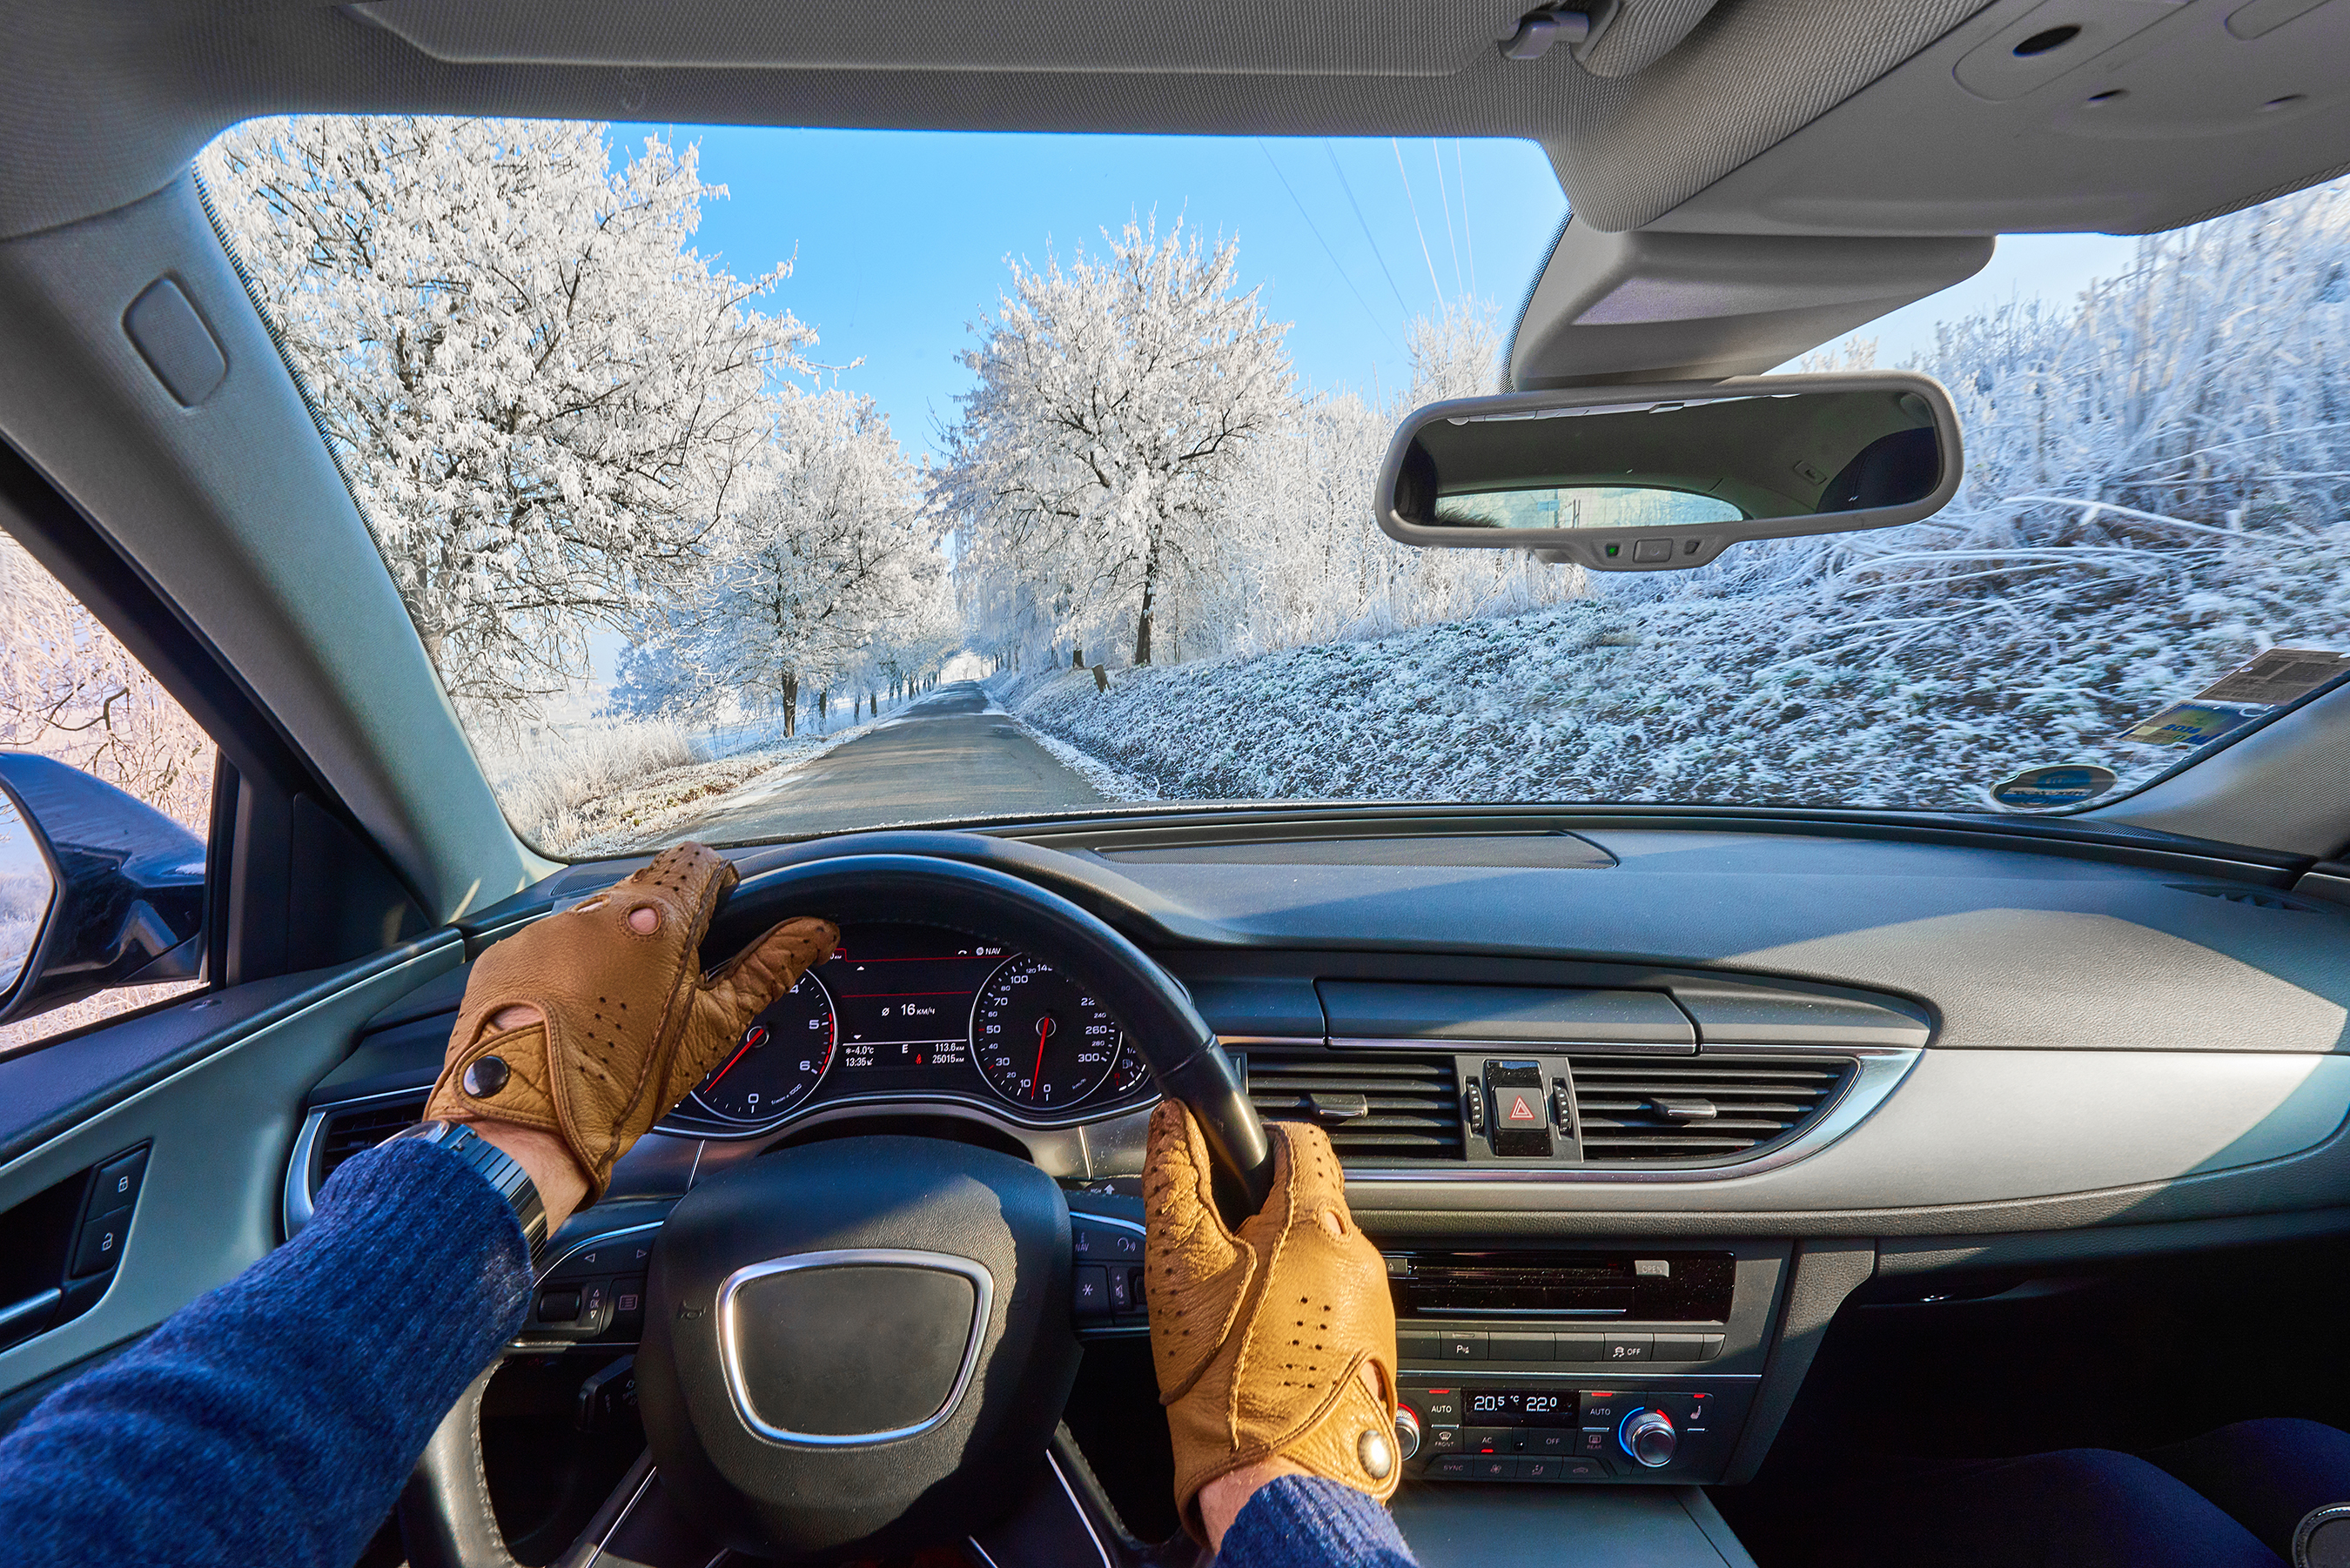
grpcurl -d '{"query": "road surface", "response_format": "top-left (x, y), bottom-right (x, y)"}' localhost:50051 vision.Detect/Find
top-left (671, 683), bottom-right (1108, 841)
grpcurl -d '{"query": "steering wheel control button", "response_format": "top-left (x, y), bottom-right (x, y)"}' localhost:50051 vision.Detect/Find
top-left (462, 1055), bottom-right (510, 1097)
top-left (1072, 1264), bottom-right (1111, 1317)
top-left (537, 1288), bottom-right (582, 1323)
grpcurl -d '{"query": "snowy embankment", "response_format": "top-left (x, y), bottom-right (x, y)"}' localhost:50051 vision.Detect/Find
top-left (482, 707), bottom-right (899, 855)
top-left (989, 558), bottom-right (2297, 812)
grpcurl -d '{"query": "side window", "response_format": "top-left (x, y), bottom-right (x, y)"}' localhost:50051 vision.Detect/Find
top-left (0, 529), bottom-right (215, 1055)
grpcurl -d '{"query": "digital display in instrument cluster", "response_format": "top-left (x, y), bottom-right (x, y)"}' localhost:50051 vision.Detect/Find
top-left (678, 921), bottom-right (1153, 1129)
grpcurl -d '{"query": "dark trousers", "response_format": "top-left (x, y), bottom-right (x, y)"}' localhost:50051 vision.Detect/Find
top-left (1794, 1419), bottom-right (2350, 1567)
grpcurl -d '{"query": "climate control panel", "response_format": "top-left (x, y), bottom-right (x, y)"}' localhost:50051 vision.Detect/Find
top-left (1397, 1381), bottom-right (1753, 1484)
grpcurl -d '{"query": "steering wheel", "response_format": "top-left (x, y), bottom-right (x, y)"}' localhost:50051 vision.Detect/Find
top-left (400, 850), bottom-right (1275, 1566)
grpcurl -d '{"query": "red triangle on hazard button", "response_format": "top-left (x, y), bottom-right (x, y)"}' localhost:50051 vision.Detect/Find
top-left (1506, 1093), bottom-right (1538, 1122)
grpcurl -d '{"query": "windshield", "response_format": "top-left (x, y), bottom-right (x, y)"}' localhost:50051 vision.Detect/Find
top-left (199, 120), bottom-right (2350, 854)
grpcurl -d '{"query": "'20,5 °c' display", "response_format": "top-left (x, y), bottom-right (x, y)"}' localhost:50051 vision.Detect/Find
top-left (679, 921), bottom-right (1152, 1131)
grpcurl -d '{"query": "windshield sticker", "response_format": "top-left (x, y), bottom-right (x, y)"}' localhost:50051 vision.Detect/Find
top-left (2188, 647), bottom-right (2350, 707)
top-left (2119, 701), bottom-right (2264, 747)
top-left (1990, 764), bottom-right (2118, 809)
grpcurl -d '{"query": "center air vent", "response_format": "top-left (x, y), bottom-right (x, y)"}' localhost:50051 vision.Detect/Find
top-left (1568, 1055), bottom-right (1852, 1163)
top-left (315, 1096), bottom-right (429, 1187)
top-left (1245, 1054), bottom-right (1463, 1160)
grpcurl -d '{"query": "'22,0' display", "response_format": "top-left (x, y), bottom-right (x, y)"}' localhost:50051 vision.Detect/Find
top-left (687, 922), bottom-right (1151, 1126)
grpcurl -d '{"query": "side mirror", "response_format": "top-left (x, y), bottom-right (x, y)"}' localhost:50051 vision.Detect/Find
top-left (1375, 371), bottom-right (1963, 572)
top-left (0, 754), bottom-right (205, 1029)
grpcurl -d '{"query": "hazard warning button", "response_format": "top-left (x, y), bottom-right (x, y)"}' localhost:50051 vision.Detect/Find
top-left (1482, 1060), bottom-right (1554, 1158)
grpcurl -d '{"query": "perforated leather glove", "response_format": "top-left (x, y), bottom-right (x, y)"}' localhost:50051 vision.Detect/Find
top-left (423, 842), bottom-right (836, 1200)
top-left (1142, 1101), bottom-right (1400, 1543)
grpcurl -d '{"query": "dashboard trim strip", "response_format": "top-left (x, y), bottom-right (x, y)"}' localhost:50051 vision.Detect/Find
top-left (715, 1247), bottom-right (996, 1448)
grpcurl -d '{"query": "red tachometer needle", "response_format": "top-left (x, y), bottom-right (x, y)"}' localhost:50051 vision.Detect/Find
top-left (707, 1026), bottom-right (765, 1087)
top-left (1029, 1015), bottom-right (1056, 1100)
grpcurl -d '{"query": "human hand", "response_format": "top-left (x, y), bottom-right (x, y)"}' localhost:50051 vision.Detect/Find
top-left (424, 842), bottom-right (836, 1207)
top-left (1142, 1102), bottom-right (1399, 1547)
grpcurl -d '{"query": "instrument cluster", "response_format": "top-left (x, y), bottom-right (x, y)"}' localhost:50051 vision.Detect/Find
top-left (657, 921), bottom-right (1154, 1136)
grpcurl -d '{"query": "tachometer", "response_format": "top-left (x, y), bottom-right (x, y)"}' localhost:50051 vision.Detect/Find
top-left (691, 970), bottom-right (837, 1122)
top-left (971, 955), bottom-right (1122, 1109)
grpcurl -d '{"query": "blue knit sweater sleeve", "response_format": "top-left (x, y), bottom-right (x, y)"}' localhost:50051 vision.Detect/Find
top-left (1220, 1475), bottom-right (1420, 1568)
top-left (0, 1138), bottom-right (531, 1568)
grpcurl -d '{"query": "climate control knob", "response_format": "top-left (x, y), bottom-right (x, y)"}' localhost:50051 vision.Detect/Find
top-left (1393, 1406), bottom-right (1422, 1461)
top-left (1620, 1407), bottom-right (1677, 1469)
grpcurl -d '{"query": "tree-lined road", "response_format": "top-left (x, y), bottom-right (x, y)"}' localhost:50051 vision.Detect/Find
top-left (670, 683), bottom-right (1107, 841)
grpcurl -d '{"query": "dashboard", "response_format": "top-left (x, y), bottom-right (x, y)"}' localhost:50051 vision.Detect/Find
top-left (658, 922), bottom-right (1156, 1136)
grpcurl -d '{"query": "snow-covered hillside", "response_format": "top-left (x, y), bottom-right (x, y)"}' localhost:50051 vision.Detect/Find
top-left (991, 556), bottom-right (2304, 811)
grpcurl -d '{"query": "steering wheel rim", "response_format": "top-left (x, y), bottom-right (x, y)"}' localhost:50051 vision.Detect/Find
top-left (400, 847), bottom-right (1276, 1567)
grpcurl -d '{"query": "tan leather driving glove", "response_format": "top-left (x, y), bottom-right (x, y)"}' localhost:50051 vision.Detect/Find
top-left (1143, 1102), bottom-right (1400, 1542)
top-left (424, 842), bottom-right (836, 1199)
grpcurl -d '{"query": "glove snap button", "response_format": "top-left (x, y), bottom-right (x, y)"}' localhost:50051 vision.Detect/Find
top-left (463, 1055), bottom-right (511, 1097)
top-left (1358, 1426), bottom-right (1394, 1480)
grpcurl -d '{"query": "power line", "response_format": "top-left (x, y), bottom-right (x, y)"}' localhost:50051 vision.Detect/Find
top-left (1430, 139), bottom-right (1463, 300)
top-left (1391, 137), bottom-right (1445, 305)
top-left (1456, 140), bottom-right (1477, 299)
top-left (1257, 139), bottom-right (1396, 352)
top-left (1323, 141), bottom-right (1411, 315)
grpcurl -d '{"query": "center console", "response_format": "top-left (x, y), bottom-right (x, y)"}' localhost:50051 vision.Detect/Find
top-left (1382, 1244), bottom-right (1784, 1488)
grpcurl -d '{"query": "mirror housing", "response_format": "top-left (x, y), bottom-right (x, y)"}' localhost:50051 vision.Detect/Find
top-left (1375, 371), bottom-right (1964, 572)
top-left (0, 754), bottom-right (205, 1027)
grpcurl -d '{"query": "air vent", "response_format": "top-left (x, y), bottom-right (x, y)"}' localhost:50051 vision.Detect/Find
top-left (316, 1097), bottom-right (428, 1186)
top-left (1569, 1056), bottom-right (1852, 1163)
top-left (1245, 1054), bottom-right (1463, 1160)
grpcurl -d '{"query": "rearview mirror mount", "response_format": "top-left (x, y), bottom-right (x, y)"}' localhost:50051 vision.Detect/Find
top-left (1375, 371), bottom-right (1964, 572)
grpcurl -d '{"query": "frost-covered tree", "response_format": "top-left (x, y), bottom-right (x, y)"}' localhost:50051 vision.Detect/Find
top-left (612, 388), bottom-right (948, 732)
top-left (943, 218), bottom-right (1294, 667)
top-left (201, 117), bottom-right (814, 711)
top-left (0, 533), bottom-right (212, 830)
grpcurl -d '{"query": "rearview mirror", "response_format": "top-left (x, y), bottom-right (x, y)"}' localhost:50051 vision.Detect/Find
top-left (0, 754), bottom-right (205, 1028)
top-left (1375, 372), bottom-right (1963, 572)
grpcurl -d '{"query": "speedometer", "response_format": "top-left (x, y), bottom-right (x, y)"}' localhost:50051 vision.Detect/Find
top-left (690, 970), bottom-right (837, 1122)
top-left (971, 955), bottom-right (1122, 1109)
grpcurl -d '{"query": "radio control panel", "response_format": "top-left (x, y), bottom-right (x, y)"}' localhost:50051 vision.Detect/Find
top-left (1397, 1381), bottom-right (1756, 1485)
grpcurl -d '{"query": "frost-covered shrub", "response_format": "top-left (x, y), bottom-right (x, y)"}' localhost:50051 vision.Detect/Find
top-left (477, 719), bottom-right (695, 853)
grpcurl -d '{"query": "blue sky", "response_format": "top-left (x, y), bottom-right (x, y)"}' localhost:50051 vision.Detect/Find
top-left (616, 127), bottom-right (1572, 461)
top-left (617, 125), bottom-right (2141, 461)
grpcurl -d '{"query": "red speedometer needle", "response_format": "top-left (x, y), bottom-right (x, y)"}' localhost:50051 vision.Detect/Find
top-left (708, 1026), bottom-right (765, 1087)
top-left (1029, 1015), bottom-right (1056, 1100)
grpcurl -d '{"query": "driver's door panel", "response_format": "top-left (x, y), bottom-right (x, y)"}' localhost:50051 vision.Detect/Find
top-left (0, 935), bottom-right (463, 1417)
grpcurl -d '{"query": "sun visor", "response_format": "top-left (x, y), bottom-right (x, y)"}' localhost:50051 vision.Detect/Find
top-left (1507, 223), bottom-right (1991, 389)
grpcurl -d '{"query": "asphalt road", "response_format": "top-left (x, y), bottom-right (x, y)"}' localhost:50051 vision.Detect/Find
top-left (672, 682), bottom-right (1108, 841)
